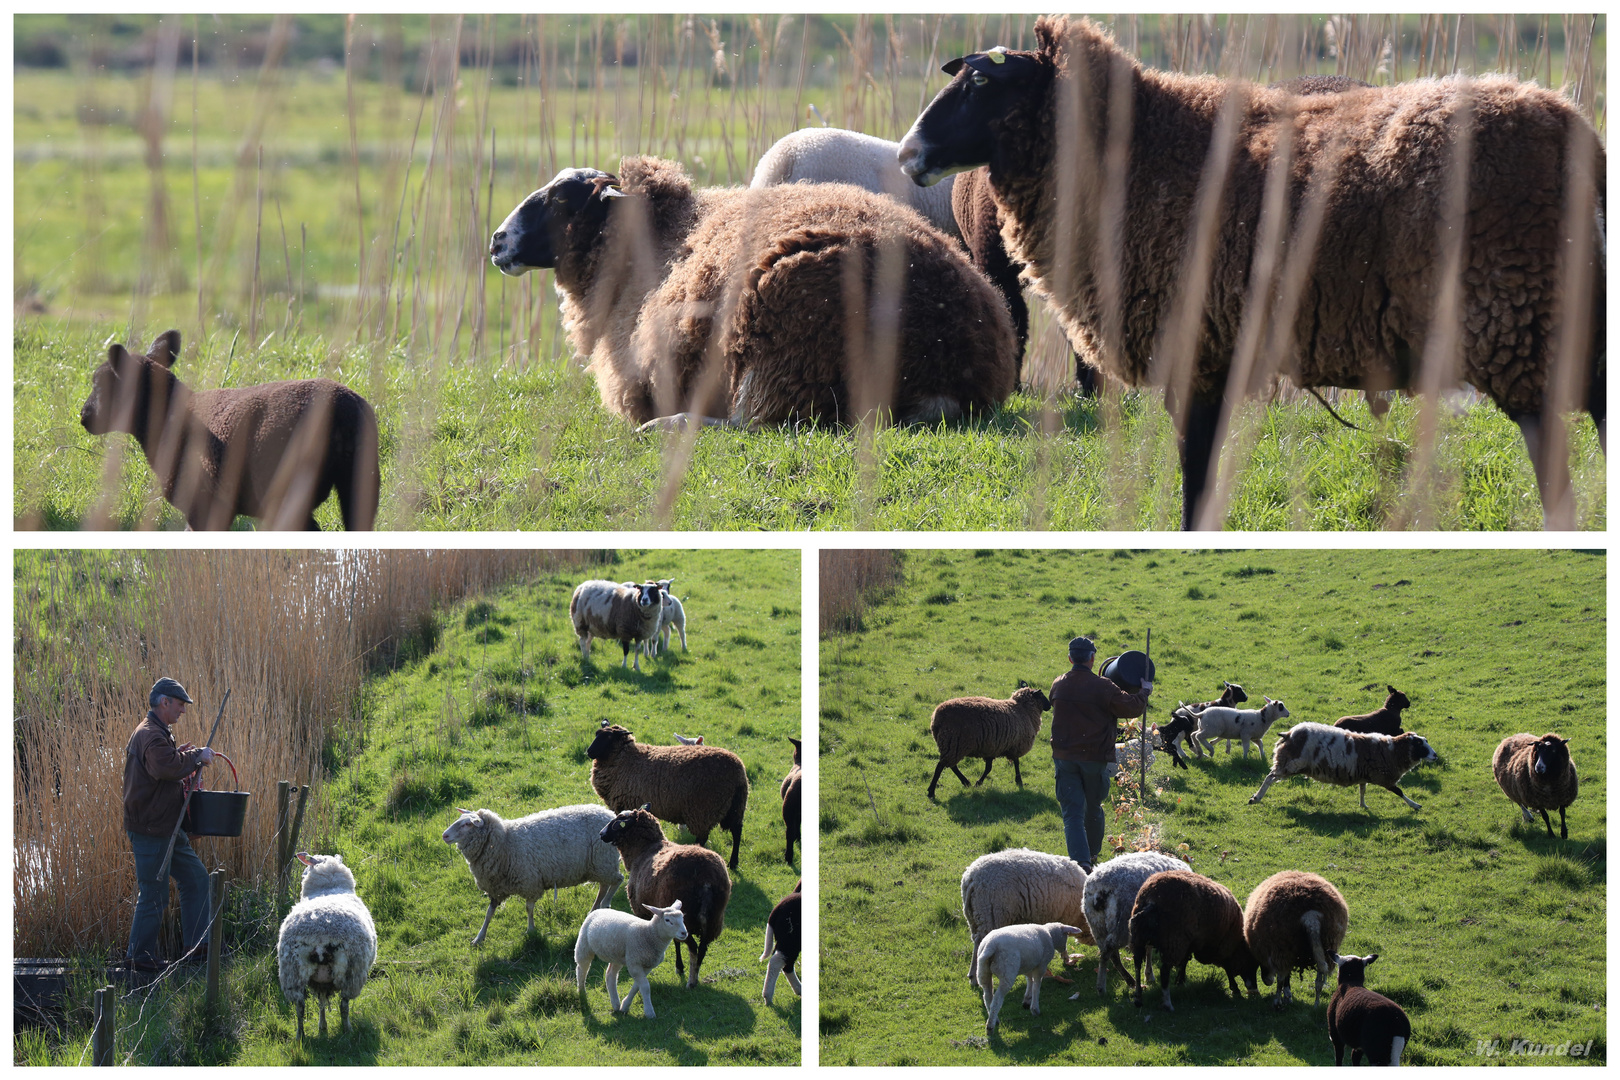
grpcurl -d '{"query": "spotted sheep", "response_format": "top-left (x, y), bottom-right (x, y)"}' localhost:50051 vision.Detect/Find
top-left (1193, 696), bottom-right (1289, 759)
top-left (569, 579), bottom-right (666, 673)
top-left (1249, 723), bottom-right (1439, 812)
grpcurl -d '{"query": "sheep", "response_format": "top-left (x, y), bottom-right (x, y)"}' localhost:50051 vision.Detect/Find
top-left (1165, 681), bottom-right (1248, 761)
top-left (652, 579), bottom-right (687, 655)
top-left (1080, 850), bottom-right (1187, 995)
top-left (927, 682), bottom-right (1052, 799)
top-left (574, 899), bottom-right (689, 1019)
top-left (751, 126), bottom-right (959, 238)
top-left (440, 805), bottom-right (623, 946)
top-left (975, 921), bottom-right (1087, 1033)
top-left (277, 852), bottom-right (377, 1040)
top-left (899, 17), bottom-right (1606, 530)
top-left (489, 156), bottom-right (1017, 430)
top-left (570, 579), bottom-right (665, 673)
top-left (79, 329), bottom-right (380, 530)
top-left (1242, 869), bottom-right (1350, 1009)
top-left (672, 732), bottom-right (704, 746)
top-left (961, 847), bottom-right (1093, 988)
top-left (1333, 686), bottom-right (1412, 737)
top-left (587, 721), bottom-right (750, 869)
top-left (1327, 953), bottom-right (1411, 1066)
top-left (1128, 869), bottom-right (1258, 1011)
top-left (1249, 723), bottom-right (1439, 812)
top-left (759, 885), bottom-right (802, 1005)
top-left (598, 808), bottom-right (732, 988)
top-left (781, 736), bottom-right (802, 865)
top-left (1194, 697), bottom-right (1290, 759)
top-left (1492, 732), bottom-right (1578, 839)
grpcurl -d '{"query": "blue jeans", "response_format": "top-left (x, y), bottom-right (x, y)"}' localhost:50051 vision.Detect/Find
top-left (127, 831), bottom-right (211, 965)
top-left (1053, 758), bottom-right (1110, 868)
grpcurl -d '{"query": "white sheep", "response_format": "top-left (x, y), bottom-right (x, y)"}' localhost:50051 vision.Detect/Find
top-left (574, 900), bottom-right (689, 1018)
top-left (1195, 697), bottom-right (1290, 758)
top-left (441, 805), bottom-right (623, 946)
top-left (656, 590), bottom-right (687, 656)
top-left (672, 732), bottom-right (704, 746)
top-left (277, 852), bottom-right (377, 1040)
top-left (1079, 850), bottom-right (1187, 995)
top-left (961, 848), bottom-right (1093, 988)
top-left (976, 921), bottom-right (1086, 1033)
top-left (751, 126), bottom-right (959, 238)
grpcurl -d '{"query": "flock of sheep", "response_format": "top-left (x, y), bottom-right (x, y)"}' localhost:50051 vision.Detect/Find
top-left (273, 576), bottom-right (801, 1038)
top-left (925, 671), bottom-right (1581, 1063)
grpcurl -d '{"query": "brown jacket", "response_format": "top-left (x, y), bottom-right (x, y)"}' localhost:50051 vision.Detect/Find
top-left (123, 712), bottom-right (207, 836)
top-left (1049, 665), bottom-right (1150, 762)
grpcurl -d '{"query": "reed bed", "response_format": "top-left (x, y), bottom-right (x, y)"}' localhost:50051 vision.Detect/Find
top-left (12, 549), bottom-right (599, 958)
top-left (819, 549), bottom-right (906, 634)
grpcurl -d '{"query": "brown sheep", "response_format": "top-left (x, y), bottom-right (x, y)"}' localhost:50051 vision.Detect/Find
top-left (489, 156), bottom-right (1017, 430)
top-left (927, 682), bottom-right (1051, 799)
top-left (780, 736), bottom-right (802, 866)
top-left (1127, 869), bottom-right (1257, 1010)
top-left (598, 808), bottom-right (731, 988)
top-left (1333, 685), bottom-right (1412, 737)
top-left (587, 722), bottom-right (749, 869)
top-left (1492, 732), bottom-right (1578, 839)
top-left (79, 330), bottom-right (379, 530)
top-left (900, 16), bottom-right (1605, 530)
top-left (1242, 870), bottom-right (1349, 1008)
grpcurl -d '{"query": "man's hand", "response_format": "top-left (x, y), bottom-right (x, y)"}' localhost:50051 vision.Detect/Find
top-left (197, 747), bottom-right (215, 766)
top-left (1140, 680), bottom-right (1154, 695)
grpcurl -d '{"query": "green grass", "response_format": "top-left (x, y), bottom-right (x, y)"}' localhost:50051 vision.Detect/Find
top-left (18, 552), bottom-right (802, 1064)
top-left (820, 549), bottom-right (1606, 1065)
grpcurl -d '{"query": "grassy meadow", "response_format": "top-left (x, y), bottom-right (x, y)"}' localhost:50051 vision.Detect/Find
top-left (819, 549), bottom-right (1606, 1065)
top-left (14, 550), bottom-right (803, 1065)
top-left (13, 14), bottom-right (1607, 530)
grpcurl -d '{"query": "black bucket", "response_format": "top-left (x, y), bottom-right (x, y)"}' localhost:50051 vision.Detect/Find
top-left (14, 959), bottom-right (68, 1030)
top-left (184, 791), bottom-right (250, 837)
top-left (1101, 651), bottom-right (1156, 691)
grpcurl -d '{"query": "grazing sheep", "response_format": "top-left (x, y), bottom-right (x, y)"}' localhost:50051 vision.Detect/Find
top-left (79, 330), bottom-right (380, 530)
top-left (1333, 686), bottom-right (1412, 736)
top-left (490, 156), bottom-right (1017, 430)
top-left (1081, 850), bottom-right (1187, 995)
top-left (976, 921), bottom-right (1087, 1033)
top-left (781, 736), bottom-right (803, 865)
top-left (587, 721), bottom-right (750, 869)
top-left (1242, 869), bottom-right (1349, 1008)
top-left (1128, 869), bottom-right (1258, 1011)
top-left (961, 848), bottom-right (1093, 988)
top-left (598, 808), bottom-right (732, 988)
top-left (927, 682), bottom-right (1052, 799)
top-left (574, 900), bottom-right (689, 1019)
top-left (440, 805), bottom-right (623, 946)
top-left (1492, 732), bottom-right (1579, 839)
top-left (570, 579), bottom-right (665, 673)
top-left (277, 852), bottom-right (377, 1040)
top-left (759, 885), bottom-right (802, 1005)
top-left (1327, 954), bottom-right (1411, 1066)
top-left (751, 126), bottom-right (959, 237)
top-left (1249, 723), bottom-right (1439, 812)
top-left (899, 17), bottom-right (1606, 530)
top-left (1194, 697), bottom-right (1290, 758)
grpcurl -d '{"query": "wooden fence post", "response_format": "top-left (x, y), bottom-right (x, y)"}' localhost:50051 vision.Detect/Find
top-left (91, 985), bottom-right (114, 1066)
top-left (206, 869), bottom-right (226, 1010)
top-left (275, 781), bottom-right (310, 918)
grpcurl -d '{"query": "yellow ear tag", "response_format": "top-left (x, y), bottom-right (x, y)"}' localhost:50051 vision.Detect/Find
top-left (986, 46), bottom-right (1008, 64)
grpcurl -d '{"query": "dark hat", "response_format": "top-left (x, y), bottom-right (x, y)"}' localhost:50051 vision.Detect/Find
top-left (149, 677), bottom-right (194, 707)
top-left (1069, 636), bottom-right (1097, 662)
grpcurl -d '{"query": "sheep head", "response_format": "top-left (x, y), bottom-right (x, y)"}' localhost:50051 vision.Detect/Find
top-left (80, 330), bottom-right (185, 441)
top-left (1531, 733), bottom-right (1571, 777)
top-left (587, 722), bottom-right (634, 760)
top-left (1384, 686), bottom-right (1411, 712)
top-left (897, 42), bottom-right (1046, 187)
top-left (598, 806), bottom-right (662, 848)
top-left (1334, 953), bottom-right (1378, 987)
top-left (489, 167), bottom-right (620, 276)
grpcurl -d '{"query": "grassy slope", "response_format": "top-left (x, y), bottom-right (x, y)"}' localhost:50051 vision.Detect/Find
top-left (820, 549), bottom-right (1606, 1065)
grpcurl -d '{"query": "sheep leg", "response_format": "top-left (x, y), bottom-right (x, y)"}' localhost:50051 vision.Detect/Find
top-left (340, 997), bottom-right (350, 1035)
top-left (575, 948), bottom-right (594, 992)
top-left (969, 937), bottom-right (982, 988)
top-left (688, 936), bottom-right (710, 987)
top-left (1519, 805), bottom-right (1535, 824)
top-left (1028, 970), bottom-right (1043, 1016)
top-left (783, 967), bottom-right (801, 996)
top-left (525, 898), bottom-right (537, 935)
top-left (673, 937), bottom-right (686, 980)
top-left (1511, 411), bottom-right (1576, 530)
top-left (604, 962), bottom-right (623, 1012)
top-left (1107, 947), bottom-right (1138, 992)
top-left (318, 994), bottom-right (328, 1038)
top-left (577, 633), bottom-right (592, 663)
top-left (1158, 952), bottom-right (1175, 1011)
top-left (927, 760), bottom-right (950, 799)
top-left (630, 974), bottom-right (654, 1018)
top-left (1389, 1035), bottom-right (1407, 1066)
top-left (1559, 806), bottom-right (1569, 840)
top-left (1539, 808), bottom-right (1556, 838)
top-left (1248, 772), bottom-right (1281, 804)
top-left (1176, 395), bottom-right (1222, 531)
top-left (974, 758), bottom-right (995, 786)
top-left (1240, 736), bottom-right (1251, 759)
top-left (296, 999), bottom-right (306, 1041)
top-left (1358, 783), bottom-right (1370, 811)
top-left (1012, 756), bottom-right (1025, 788)
top-left (728, 825), bottom-right (742, 870)
top-left (764, 952), bottom-right (785, 1005)
top-left (1351, 1048), bottom-right (1364, 1065)
top-left (1386, 785), bottom-right (1421, 811)
top-left (592, 877), bottom-right (620, 910)
top-left (471, 898), bottom-right (499, 946)
top-left (985, 977), bottom-right (1008, 1033)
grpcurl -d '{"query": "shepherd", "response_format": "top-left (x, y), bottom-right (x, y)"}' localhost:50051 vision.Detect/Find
top-left (123, 677), bottom-right (215, 973)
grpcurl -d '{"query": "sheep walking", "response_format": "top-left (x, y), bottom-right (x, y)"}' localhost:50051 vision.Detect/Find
top-left (962, 848), bottom-right (1093, 988)
top-left (751, 126), bottom-right (959, 237)
top-left (1333, 686), bottom-right (1412, 737)
top-left (927, 682), bottom-right (1052, 799)
top-left (1080, 850), bottom-right (1188, 995)
top-left (1194, 697), bottom-right (1289, 758)
top-left (1243, 870), bottom-right (1349, 1009)
top-left (277, 853), bottom-right (377, 1040)
top-left (441, 805), bottom-right (623, 946)
top-left (574, 900), bottom-right (689, 1019)
top-left (1128, 870), bottom-right (1257, 1011)
top-left (1249, 723), bottom-right (1439, 812)
top-left (1492, 733), bottom-right (1578, 839)
top-left (571, 579), bottom-right (665, 673)
top-left (490, 156), bottom-right (1017, 430)
top-left (899, 17), bottom-right (1606, 530)
top-left (587, 721), bottom-right (749, 869)
top-left (759, 884), bottom-right (803, 1005)
top-left (598, 808), bottom-right (731, 988)
top-left (1328, 954), bottom-right (1411, 1066)
top-left (781, 736), bottom-right (803, 865)
top-left (976, 922), bottom-right (1086, 1033)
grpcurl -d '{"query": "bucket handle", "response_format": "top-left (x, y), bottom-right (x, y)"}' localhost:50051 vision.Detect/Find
top-left (184, 751), bottom-right (239, 794)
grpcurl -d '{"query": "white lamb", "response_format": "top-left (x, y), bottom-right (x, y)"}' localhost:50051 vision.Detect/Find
top-left (655, 586), bottom-right (688, 656)
top-left (750, 126), bottom-right (959, 238)
top-left (574, 900), bottom-right (689, 1018)
top-left (1079, 850), bottom-right (1187, 995)
top-left (277, 852), bottom-right (378, 1040)
top-left (442, 805), bottom-right (623, 946)
top-left (1195, 697), bottom-right (1290, 758)
top-left (975, 921), bottom-right (1086, 1034)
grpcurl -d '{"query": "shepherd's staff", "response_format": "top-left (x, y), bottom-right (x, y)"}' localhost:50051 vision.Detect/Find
top-left (156, 688), bottom-right (231, 884)
top-left (1140, 630), bottom-right (1151, 799)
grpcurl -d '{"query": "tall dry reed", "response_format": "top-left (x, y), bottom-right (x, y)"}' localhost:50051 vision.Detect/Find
top-left (820, 550), bottom-right (905, 634)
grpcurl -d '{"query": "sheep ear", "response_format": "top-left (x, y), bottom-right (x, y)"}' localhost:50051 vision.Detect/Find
top-left (107, 343), bottom-right (131, 368)
top-left (1365, 953), bottom-right (1378, 967)
top-left (295, 851), bottom-right (314, 866)
top-left (640, 803), bottom-right (651, 812)
top-left (942, 56), bottom-right (966, 76)
top-left (600, 719), bottom-right (610, 729)
top-left (148, 329), bottom-right (181, 366)
top-left (669, 899), bottom-right (682, 911)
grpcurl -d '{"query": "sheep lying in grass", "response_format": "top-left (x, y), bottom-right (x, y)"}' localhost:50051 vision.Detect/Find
top-left (1128, 869), bottom-right (1257, 1011)
top-left (1492, 732), bottom-right (1579, 839)
top-left (441, 805), bottom-right (623, 946)
top-left (1242, 870), bottom-right (1349, 1009)
top-left (1327, 954), bottom-right (1411, 1066)
top-left (760, 883), bottom-right (802, 1006)
top-left (1194, 697), bottom-right (1289, 758)
top-left (976, 921), bottom-right (1087, 1033)
top-left (277, 852), bottom-right (377, 1040)
top-left (1080, 850), bottom-right (1187, 995)
top-left (1333, 686), bottom-right (1412, 736)
top-left (751, 126), bottom-right (959, 237)
top-left (574, 900), bottom-right (688, 1019)
top-left (927, 682), bottom-right (1052, 799)
top-left (598, 808), bottom-right (731, 988)
top-left (588, 721), bottom-right (750, 869)
top-left (962, 848), bottom-right (1093, 988)
top-left (1249, 723), bottom-right (1439, 812)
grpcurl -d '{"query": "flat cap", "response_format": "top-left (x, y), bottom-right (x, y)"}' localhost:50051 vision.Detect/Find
top-left (149, 677), bottom-right (195, 707)
top-left (1068, 636), bottom-right (1097, 662)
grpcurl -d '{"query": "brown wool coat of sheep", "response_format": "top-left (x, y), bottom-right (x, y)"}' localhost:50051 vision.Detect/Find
top-left (780, 737), bottom-right (802, 866)
top-left (1242, 870), bottom-right (1350, 1008)
top-left (927, 684), bottom-right (1052, 798)
top-left (598, 808), bottom-right (731, 988)
top-left (1492, 732), bottom-right (1578, 838)
top-left (587, 723), bottom-right (750, 869)
top-left (1127, 869), bottom-right (1257, 1010)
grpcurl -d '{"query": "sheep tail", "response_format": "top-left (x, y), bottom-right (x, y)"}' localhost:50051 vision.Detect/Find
top-left (722, 779), bottom-right (750, 833)
top-left (1302, 910), bottom-right (1330, 972)
top-left (1304, 387), bottom-right (1367, 432)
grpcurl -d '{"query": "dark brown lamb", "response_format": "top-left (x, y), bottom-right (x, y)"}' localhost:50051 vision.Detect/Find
top-left (1333, 685), bottom-right (1412, 736)
top-left (1242, 870), bottom-right (1350, 1009)
top-left (1127, 869), bottom-right (1257, 1011)
top-left (587, 722), bottom-right (749, 869)
top-left (1492, 732), bottom-right (1579, 839)
top-left (598, 808), bottom-right (731, 987)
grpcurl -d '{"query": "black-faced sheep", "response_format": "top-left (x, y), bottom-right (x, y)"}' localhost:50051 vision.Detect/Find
top-left (781, 736), bottom-right (802, 865)
top-left (1492, 732), bottom-right (1578, 839)
top-left (79, 330), bottom-right (380, 530)
top-left (570, 580), bottom-right (665, 673)
top-left (277, 853), bottom-right (377, 1040)
top-left (751, 126), bottom-right (959, 237)
top-left (1333, 686), bottom-right (1412, 737)
top-left (1128, 869), bottom-right (1257, 1011)
top-left (1242, 869), bottom-right (1349, 1009)
top-left (587, 722), bottom-right (749, 869)
top-left (927, 682), bottom-right (1052, 799)
top-left (1081, 849), bottom-right (1187, 994)
top-left (1194, 696), bottom-right (1289, 758)
top-left (490, 156), bottom-right (1017, 429)
top-left (961, 848), bottom-right (1093, 989)
top-left (1327, 953), bottom-right (1411, 1066)
top-left (1249, 723), bottom-right (1439, 812)
top-left (899, 17), bottom-right (1606, 530)
top-left (598, 808), bottom-right (732, 988)
top-left (759, 884), bottom-right (802, 1005)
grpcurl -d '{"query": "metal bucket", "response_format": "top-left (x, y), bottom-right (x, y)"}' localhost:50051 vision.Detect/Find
top-left (184, 790), bottom-right (250, 837)
top-left (1101, 650), bottom-right (1156, 691)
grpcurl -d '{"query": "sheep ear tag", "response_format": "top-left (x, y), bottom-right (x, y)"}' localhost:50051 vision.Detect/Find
top-left (985, 45), bottom-right (1008, 63)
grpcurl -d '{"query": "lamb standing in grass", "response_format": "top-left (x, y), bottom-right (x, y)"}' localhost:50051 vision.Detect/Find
top-left (653, 579), bottom-right (687, 656)
top-left (927, 682), bottom-right (1052, 799)
top-left (277, 852), bottom-right (377, 1040)
top-left (1492, 732), bottom-right (1579, 839)
top-left (1327, 954), bottom-right (1411, 1066)
top-left (1080, 850), bottom-right (1188, 995)
top-left (962, 848), bottom-right (1093, 988)
top-left (441, 805), bottom-right (623, 946)
top-left (1194, 697), bottom-right (1289, 758)
top-left (574, 900), bottom-right (689, 1018)
top-left (976, 921), bottom-right (1087, 1033)
top-left (760, 883), bottom-right (802, 1005)
top-left (1242, 869), bottom-right (1349, 1008)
